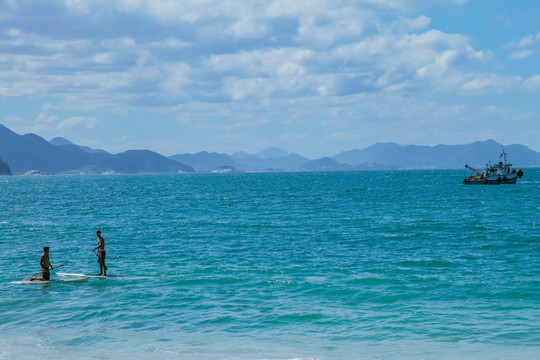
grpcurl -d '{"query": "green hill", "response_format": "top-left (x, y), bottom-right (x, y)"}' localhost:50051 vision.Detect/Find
top-left (0, 157), bottom-right (11, 175)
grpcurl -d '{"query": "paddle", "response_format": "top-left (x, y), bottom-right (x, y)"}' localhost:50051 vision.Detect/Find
top-left (92, 249), bottom-right (108, 270)
top-left (52, 264), bottom-right (65, 271)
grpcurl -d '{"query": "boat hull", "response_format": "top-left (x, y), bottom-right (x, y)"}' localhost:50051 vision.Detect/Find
top-left (463, 173), bottom-right (518, 185)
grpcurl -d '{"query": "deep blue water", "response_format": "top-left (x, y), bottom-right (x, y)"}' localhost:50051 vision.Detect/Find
top-left (1, 170), bottom-right (539, 359)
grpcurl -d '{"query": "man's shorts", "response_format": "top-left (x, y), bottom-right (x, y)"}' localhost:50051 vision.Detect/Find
top-left (42, 268), bottom-right (50, 281)
top-left (98, 250), bottom-right (106, 265)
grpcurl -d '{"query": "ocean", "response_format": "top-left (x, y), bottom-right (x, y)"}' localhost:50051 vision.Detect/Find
top-left (1, 170), bottom-right (539, 360)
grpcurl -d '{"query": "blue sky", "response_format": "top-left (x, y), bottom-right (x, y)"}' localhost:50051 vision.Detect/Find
top-left (1, 0), bottom-right (539, 158)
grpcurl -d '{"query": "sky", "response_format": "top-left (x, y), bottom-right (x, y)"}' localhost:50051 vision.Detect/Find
top-left (1, 0), bottom-right (540, 158)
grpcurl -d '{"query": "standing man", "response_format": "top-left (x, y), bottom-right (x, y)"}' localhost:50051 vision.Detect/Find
top-left (93, 230), bottom-right (107, 276)
top-left (32, 246), bottom-right (53, 281)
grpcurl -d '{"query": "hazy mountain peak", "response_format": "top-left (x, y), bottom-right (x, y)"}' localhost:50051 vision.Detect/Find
top-left (50, 137), bottom-right (74, 146)
top-left (256, 147), bottom-right (288, 159)
top-left (230, 151), bottom-right (252, 159)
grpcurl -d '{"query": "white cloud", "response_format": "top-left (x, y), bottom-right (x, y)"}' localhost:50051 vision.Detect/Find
top-left (504, 31), bottom-right (540, 59)
top-left (416, 49), bottom-right (459, 79)
top-left (224, 18), bottom-right (268, 38)
top-left (4, 116), bottom-right (24, 124)
top-left (461, 78), bottom-right (493, 93)
top-left (330, 29), bottom-right (485, 93)
top-left (160, 62), bottom-right (192, 93)
top-left (460, 74), bottom-right (521, 95)
top-left (100, 37), bottom-right (136, 49)
top-left (295, 6), bottom-right (373, 48)
top-left (7, 28), bottom-right (22, 37)
top-left (207, 48), bottom-right (313, 77)
top-left (512, 32), bottom-right (540, 48)
top-left (524, 74), bottom-right (540, 90)
top-left (57, 116), bottom-right (99, 130)
top-left (63, 0), bottom-right (94, 14)
top-left (223, 77), bottom-right (271, 101)
top-left (94, 52), bottom-right (115, 64)
top-left (160, 37), bottom-right (190, 49)
top-left (509, 50), bottom-right (533, 60)
top-left (22, 104), bottom-right (60, 134)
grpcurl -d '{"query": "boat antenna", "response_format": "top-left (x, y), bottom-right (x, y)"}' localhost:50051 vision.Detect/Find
top-left (500, 147), bottom-right (507, 164)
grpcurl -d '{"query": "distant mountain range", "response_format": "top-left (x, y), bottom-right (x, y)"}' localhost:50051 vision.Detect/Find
top-left (0, 124), bottom-right (193, 174)
top-left (1, 123), bottom-right (539, 175)
top-left (333, 141), bottom-right (540, 169)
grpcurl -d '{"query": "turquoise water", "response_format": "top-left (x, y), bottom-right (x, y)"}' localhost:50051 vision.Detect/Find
top-left (1, 170), bottom-right (539, 360)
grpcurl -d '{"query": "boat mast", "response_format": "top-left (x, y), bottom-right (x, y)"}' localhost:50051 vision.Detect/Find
top-left (500, 148), bottom-right (508, 164)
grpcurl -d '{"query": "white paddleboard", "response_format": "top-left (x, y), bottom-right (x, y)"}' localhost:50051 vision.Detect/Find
top-left (57, 272), bottom-right (120, 278)
top-left (58, 276), bottom-right (88, 282)
top-left (10, 277), bottom-right (88, 284)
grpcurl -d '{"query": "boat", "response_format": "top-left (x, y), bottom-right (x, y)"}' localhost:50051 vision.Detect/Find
top-left (463, 149), bottom-right (523, 185)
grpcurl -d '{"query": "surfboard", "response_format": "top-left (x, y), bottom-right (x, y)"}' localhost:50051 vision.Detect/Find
top-left (57, 276), bottom-right (88, 282)
top-left (10, 276), bottom-right (88, 284)
top-left (57, 272), bottom-right (121, 278)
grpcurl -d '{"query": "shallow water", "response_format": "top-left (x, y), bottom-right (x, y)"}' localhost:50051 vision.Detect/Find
top-left (1, 170), bottom-right (539, 359)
